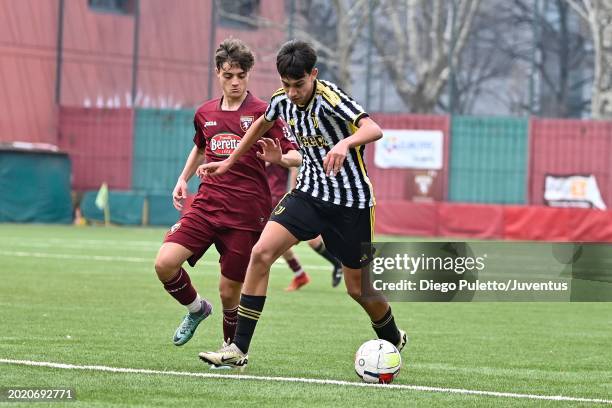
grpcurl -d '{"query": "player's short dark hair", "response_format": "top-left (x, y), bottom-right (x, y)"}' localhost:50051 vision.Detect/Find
top-left (276, 40), bottom-right (317, 79)
top-left (215, 38), bottom-right (255, 72)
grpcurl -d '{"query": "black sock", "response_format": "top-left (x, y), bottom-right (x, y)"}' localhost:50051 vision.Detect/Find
top-left (233, 294), bottom-right (266, 353)
top-left (371, 307), bottom-right (401, 346)
top-left (314, 242), bottom-right (341, 267)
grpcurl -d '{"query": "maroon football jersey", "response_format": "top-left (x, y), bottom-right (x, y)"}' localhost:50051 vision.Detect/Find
top-left (191, 92), bottom-right (297, 231)
top-left (266, 164), bottom-right (290, 201)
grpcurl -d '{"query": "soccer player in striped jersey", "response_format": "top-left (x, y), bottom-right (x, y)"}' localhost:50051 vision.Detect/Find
top-left (197, 40), bottom-right (406, 369)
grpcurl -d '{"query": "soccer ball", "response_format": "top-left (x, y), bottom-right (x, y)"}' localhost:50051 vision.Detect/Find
top-left (354, 339), bottom-right (402, 384)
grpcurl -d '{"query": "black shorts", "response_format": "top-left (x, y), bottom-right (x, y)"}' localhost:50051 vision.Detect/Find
top-left (270, 190), bottom-right (374, 269)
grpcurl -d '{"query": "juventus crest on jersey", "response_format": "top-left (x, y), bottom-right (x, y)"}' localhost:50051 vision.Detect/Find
top-left (264, 79), bottom-right (375, 209)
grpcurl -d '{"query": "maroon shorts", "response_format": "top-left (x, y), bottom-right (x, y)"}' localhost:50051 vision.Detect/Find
top-left (163, 211), bottom-right (261, 283)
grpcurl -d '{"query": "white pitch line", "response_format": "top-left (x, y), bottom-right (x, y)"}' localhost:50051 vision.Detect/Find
top-left (0, 250), bottom-right (330, 270)
top-left (1, 238), bottom-right (158, 246)
top-left (0, 250), bottom-right (153, 264)
top-left (1, 359), bottom-right (610, 404)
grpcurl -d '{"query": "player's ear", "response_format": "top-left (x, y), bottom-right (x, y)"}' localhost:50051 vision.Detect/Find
top-left (310, 68), bottom-right (318, 80)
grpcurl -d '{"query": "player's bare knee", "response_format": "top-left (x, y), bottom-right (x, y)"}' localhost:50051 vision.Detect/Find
top-left (250, 243), bottom-right (276, 269)
top-left (346, 286), bottom-right (363, 301)
top-left (218, 283), bottom-right (239, 307)
top-left (218, 288), bottom-right (233, 307)
top-left (344, 273), bottom-right (363, 300)
top-left (154, 255), bottom-right (179, 282)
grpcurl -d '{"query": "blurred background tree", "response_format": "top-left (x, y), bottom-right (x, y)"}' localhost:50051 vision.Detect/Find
top-left (218, 0), bottom-right (610, 118)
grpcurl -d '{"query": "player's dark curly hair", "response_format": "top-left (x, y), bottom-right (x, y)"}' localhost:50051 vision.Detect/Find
top-left (276, 40), bottom-right (317, 79)
top-left (215, 38), bottom-right (255, 72)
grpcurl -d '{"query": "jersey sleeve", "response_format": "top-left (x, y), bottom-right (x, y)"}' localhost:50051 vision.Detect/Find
top-left (323, 82), bottom-right (369, 126)
top-left (264, 93), bottom-right (283, 122)
top-left (192, 112), bottom-right (206, 149)
top-left (264, 119), bottom-right (298, 154)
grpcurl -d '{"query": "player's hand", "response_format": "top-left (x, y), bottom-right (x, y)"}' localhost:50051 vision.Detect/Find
top-left (256, 138), bottom-right (282, 164)
top-left (323, 140), bottom-right (348, 177)
top-left (196, 160), bottom-right (231, 179)
top-left (172, 179), bottom-right (188, 211)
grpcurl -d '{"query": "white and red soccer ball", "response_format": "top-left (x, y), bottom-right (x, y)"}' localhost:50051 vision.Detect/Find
top-left (354, 339), bottom-right (402, 384)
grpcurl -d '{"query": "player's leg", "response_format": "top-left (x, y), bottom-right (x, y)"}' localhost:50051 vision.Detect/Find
top-left (215, 228), bottom-right (262, 345)
top-left (342, 265), bottom-right (406, 350)
top-left (199, 192), bottom-right (323, 367)
top-left (322, 207), bottom-right (407, 352)
top-left (156, 219), bottom-right (214, 346)
top-left (241, 220), bottom-right (297, 293)
top-left (199, 221), bottom-right (297, 368)
top-left (234, 221), bottom-right (297, 351)
top-left (270, 192), bottom-right (309, 291)
top-left (282, 247), bottom-right (310, 291)
top-left (307, 235), bottom-right (343, 287)
top-left (218, 274), bottom-right (241, 344)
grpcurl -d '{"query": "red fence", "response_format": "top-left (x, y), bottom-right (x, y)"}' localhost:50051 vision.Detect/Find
top-left (58, 107), bottom-right (133, 190)
top-left (529, 118), bottom-right (612, 206)
top-left (375, 201), bottom-right (612, 242)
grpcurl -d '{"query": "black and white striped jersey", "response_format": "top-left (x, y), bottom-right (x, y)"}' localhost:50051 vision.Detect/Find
top-left (264, 79), bottom-right (375, 209)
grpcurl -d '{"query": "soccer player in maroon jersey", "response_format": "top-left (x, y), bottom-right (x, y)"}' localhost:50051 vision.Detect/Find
top-left (153, 38), bottom-right (301, 348)
top-left (266, 164), bottom-right (343, 290)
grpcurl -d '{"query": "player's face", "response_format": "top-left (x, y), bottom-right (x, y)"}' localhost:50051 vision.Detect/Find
top-left (217, 63), bottom-right (249, 100)
top-left (281, 68), bottom-right (318, 107)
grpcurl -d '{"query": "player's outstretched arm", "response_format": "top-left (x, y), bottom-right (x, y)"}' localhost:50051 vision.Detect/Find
top-left (323, 117), bottom-right (382, 176)
top-left (256, 138), bottom-right (302, 168)
top-left (173, 145), bottom-right (205, 210)
top-left (196, 116), bottom-right (273, 178)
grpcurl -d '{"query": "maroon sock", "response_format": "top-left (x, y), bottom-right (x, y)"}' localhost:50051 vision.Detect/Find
top-left (286, 258), bottom-right (303, 273)
top-left (163, 268), bottom-right (197, 305)
top-left (223, 306), bottom-right (238, 343)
